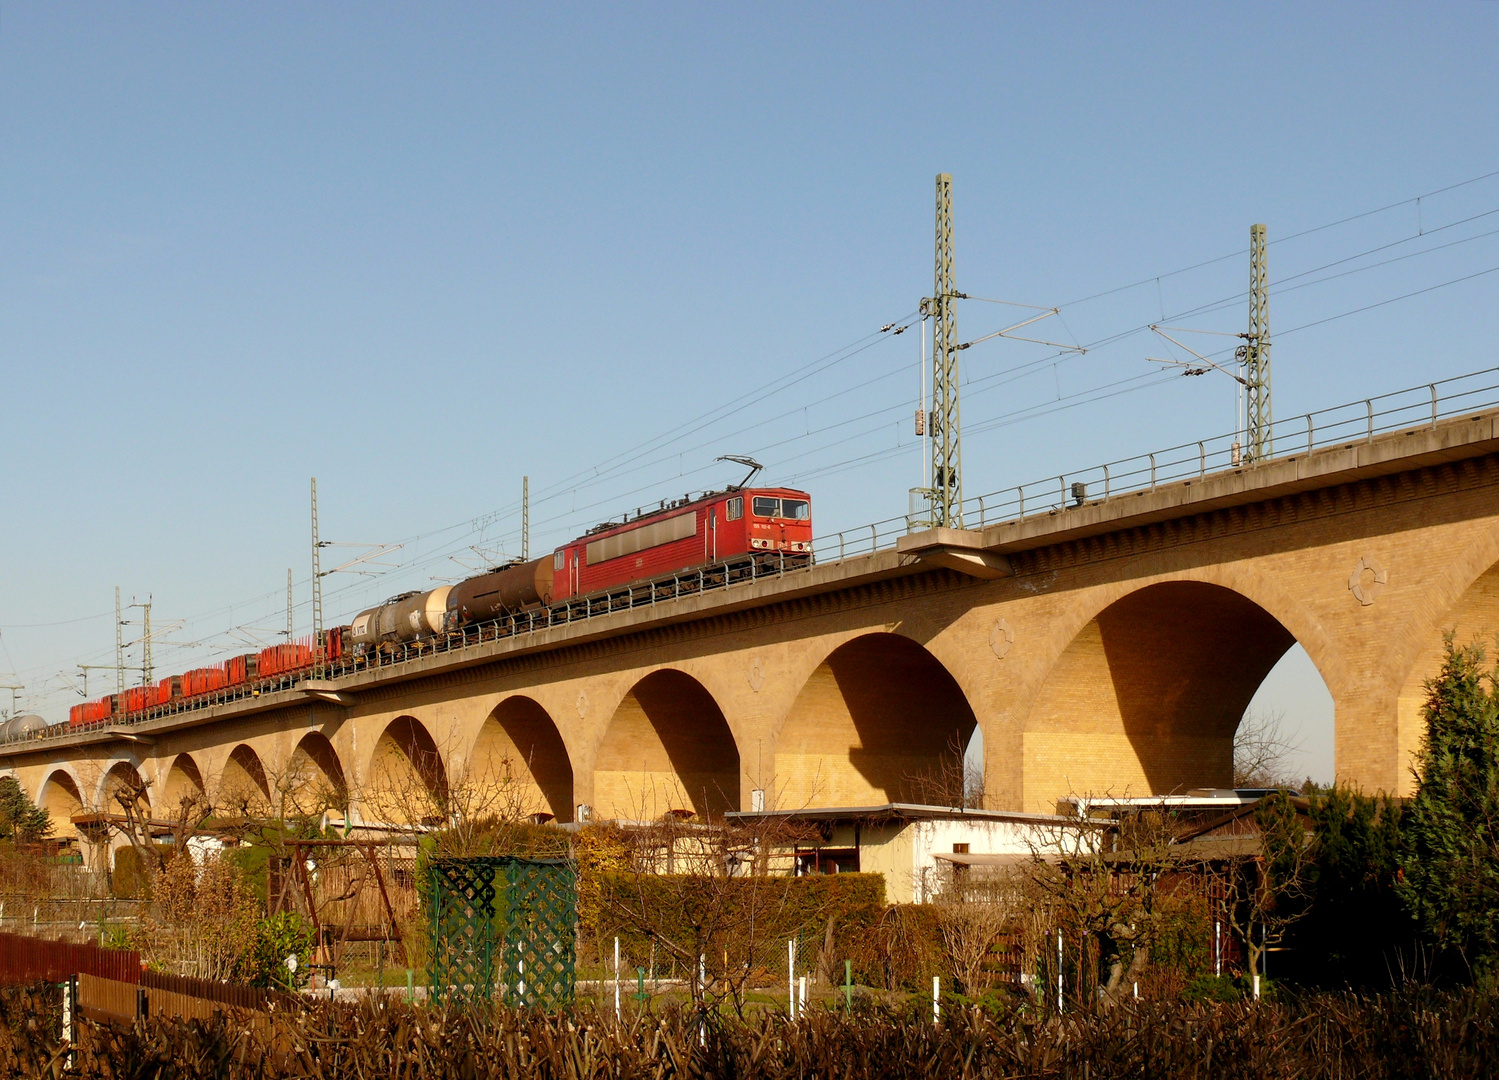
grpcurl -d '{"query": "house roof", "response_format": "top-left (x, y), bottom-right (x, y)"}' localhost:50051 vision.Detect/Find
top-left (933, 851), bottom-right (1062, 866)
top-left (724, 802), bottom-right (1077, 827)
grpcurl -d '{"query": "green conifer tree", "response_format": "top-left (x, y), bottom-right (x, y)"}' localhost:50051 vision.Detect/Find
top-left (0, 775), bottom-right (51, 844)
top-left (1399, 637), bottom-right (1499, 971)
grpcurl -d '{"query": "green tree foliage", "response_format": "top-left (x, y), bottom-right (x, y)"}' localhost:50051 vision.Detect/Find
top-left (1291, 789), bottom-right (1414, 988)
top-left (242, 912), bottom-right (316, 991)
top-left (0, 776), bottom-right (50, 845)
top-left (1399, 638), bottom-right (1499, 972)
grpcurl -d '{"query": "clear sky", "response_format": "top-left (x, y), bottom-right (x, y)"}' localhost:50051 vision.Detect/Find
top-left (4, 4), bottom-right (1498, 784)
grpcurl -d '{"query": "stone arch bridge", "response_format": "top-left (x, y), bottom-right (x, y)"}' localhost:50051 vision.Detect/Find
top-left (10, 411), bottom-right (1499, 858)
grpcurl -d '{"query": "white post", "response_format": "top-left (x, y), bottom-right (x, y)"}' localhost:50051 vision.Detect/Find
top-left (932, 976), bottom-right (940, 1023)
top-left (1253, 974), bottom-right (1261, 1001)
top-left (1133, 981), bottom-right (1138, 1000)
top-left (1214, 920), bottom-right (1222, 978)
top-left (61, 977), bottom-right (73, 1043)
top-left (798, 975), bottom-right (807, 1014)
top-left (1057, 930), bottom-right (1064, 1012)
top-left (788, 939), bottom-right (796, 1019)
top-left (614, 936), bottom-right (620, 1020)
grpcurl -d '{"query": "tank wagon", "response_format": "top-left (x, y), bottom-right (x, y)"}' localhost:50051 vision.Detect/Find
top-left (64, 483), bottom-right (812, 729)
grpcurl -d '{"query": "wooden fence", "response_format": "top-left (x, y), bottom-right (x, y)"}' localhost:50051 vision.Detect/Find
top-left (0, 931), bottom-right (139, 985)
top-left (1, 931), bottom-right (296, 1027)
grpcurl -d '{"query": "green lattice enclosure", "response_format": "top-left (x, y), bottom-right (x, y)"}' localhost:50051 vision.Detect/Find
top-left (428, 856), bottom-right (577, 1007)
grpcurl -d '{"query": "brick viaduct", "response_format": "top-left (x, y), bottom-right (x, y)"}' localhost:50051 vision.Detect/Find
top-left (8, 411), bottom-right (1499, 861)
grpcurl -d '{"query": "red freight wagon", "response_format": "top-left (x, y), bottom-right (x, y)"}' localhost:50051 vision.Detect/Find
top-left (550, 487), bottom-right (812, 602)
top-left (181, 667), bottom-right (228, 698)
top-left (258, 642), bottom-right (313, 678)
top-left (72, 697), bottom-right (112, 725)
top-left (153, 676), bottom-right (179, 707)
top-left (224, 654), bottom-right (259, 686)
top-left (69, 701), bottom-right (114, 727)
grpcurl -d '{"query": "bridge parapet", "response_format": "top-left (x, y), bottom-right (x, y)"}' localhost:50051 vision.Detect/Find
top-left (899, 407), bottom-right (1499, 570)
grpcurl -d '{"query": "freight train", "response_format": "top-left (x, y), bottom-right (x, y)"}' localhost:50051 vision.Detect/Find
top-left (348, 485), bottom-right (812, 647)
top-left (68, 483), bottom-right (812, 728)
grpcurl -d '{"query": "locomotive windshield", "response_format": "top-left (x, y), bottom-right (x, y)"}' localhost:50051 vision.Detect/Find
top-left (752, 496), bottom-right (809, 520)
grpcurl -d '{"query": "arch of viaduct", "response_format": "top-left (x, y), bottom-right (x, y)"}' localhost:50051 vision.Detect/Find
top-left (12, 414), bottom-right (1499, 853)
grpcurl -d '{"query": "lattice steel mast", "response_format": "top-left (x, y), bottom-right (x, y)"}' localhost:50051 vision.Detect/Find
top-left (920, 173), bottom-right (963, 527)
top-left (311, 478), bottom-right (324, 657)
top-left (137, 598), bottom-right (151, 686)
top-left (1240, 223), bottom-right (1271, 461)
top-left (114, 586), bottom-right (124, 697)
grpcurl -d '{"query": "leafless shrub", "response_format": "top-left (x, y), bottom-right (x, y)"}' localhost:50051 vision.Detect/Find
top-left (137, 854), bottom-right (260, 980)
top-left (1021, 800), bottom-right (1191, 1002)
top-left (931, 871), bottom-right (1024, 995)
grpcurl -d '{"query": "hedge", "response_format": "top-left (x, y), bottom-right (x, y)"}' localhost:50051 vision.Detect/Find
top-left (592, 872), bottom-right (884, 979)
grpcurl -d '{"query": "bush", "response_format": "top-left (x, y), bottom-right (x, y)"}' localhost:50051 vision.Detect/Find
top-left (595, 871), bottom-right (884, 982)
top-left (242, 911), bottom-right (315, 991)
top-left (1290, 787), bottom-right (1415, 988)
top-left (1181, 974), bottom-right (1244, 1002)
top-left (111, 846), bottom-right (147, 899)
top-left (848, 903), bottom-right (947, 991)
top-left (1149, 886), bottom-right (1215, 983)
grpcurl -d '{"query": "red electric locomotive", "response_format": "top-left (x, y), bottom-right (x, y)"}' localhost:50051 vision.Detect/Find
top-left (550, 486), bottom-right (813, 602)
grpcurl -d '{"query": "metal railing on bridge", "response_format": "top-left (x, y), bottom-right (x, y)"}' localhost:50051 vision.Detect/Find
top-left (809, 366), bottom-right (1499, 558)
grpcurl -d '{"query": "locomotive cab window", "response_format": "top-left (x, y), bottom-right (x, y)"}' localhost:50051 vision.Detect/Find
top-left (752, 496), bottom-right (809, 520)
top-left (725, 496), bottom-right (743, 521)
top-left (554, 550), bottom-right (566, 571)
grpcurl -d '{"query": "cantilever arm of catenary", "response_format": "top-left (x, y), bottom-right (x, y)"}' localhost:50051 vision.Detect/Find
top-left (1147, 325), bottom-right (1247, 385)
top-left (319, 543), bottom-right (407, 578)
top-left (958, 308), bottom-right (1086, 354)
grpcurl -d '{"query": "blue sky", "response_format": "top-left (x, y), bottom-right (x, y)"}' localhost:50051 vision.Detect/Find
top-left (4, 4), bottom-right (1498, 782)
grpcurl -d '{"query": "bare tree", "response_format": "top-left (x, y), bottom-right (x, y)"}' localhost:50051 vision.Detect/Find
top-left (103, 769), bottom-right (215, 876)
top-left (1234, 709), bottom-right (1303, 789)
top-left (1021, 800), bottom-right (1190, 1002)
top-left (905, 731), bottom-right (984, 809)
top-left (1219, 793), bottom-right (1315, 994)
